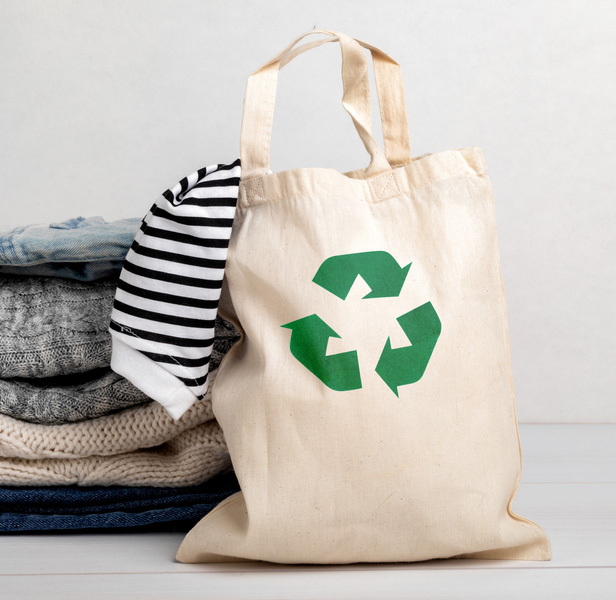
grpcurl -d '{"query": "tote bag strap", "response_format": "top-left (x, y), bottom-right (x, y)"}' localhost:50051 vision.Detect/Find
top-left (279, 36), bottom-right (411, 170)
top-left (241, 29), bottom-right (385, 179)
top-left (240, 30), bottom-right (410, 181)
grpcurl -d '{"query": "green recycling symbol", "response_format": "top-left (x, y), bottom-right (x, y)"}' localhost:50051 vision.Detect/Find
top-left (281, 251), bottom-right (441, 397)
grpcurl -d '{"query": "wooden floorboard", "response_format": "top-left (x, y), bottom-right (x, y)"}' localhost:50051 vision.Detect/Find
top-left (2, 567), bottom-right (614, 600)
top-left (0, 425), bottom-right (614, 599)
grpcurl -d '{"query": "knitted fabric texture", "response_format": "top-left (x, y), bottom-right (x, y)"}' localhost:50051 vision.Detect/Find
top-left (211, 318), bottom-right (241, 370)
top-left (0, 368), bottom-right (150, 425)
top-left (0, 274), bottom-right (240, 381)
top-left (0, 275), bottom-right (117, 378)
top-left (0, 419), bottom-right (230, 487)
top-left (0, 370), bottom-right (219, 459)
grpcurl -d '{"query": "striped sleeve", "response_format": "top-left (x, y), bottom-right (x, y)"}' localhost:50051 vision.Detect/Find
top-left (109, 159), bottom-right (240, 420)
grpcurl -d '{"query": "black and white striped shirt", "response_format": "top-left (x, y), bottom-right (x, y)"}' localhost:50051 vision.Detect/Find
top-left (109, 159), bottom-right (240, 420)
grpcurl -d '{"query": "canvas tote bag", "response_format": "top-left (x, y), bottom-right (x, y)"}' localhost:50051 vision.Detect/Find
top-left (177, 29), bottom-right (551, 564)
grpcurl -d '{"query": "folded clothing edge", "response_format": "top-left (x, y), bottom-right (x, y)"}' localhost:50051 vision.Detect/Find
top-left (110, 337), bottom-right (197, 420)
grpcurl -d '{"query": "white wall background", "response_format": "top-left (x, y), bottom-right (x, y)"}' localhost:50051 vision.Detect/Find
top-left (1, 0), bottom-right (614, 423)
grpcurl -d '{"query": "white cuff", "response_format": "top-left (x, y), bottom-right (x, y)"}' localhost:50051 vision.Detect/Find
top-left (110, 337), bottom-right (197, 420)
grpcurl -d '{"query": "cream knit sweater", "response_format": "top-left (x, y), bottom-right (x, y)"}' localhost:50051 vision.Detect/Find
top-left (0, 371), bottom-right (231, 486)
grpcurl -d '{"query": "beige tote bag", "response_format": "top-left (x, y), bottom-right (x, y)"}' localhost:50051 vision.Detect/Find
top-left (177, 29), bottom-right (551, 564)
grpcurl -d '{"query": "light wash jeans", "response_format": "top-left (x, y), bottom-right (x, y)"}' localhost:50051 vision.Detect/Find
top-left (0, 216), bottom-right (141, 281)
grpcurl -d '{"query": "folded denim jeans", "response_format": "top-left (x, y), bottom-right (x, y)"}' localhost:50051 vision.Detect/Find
top-left (0, 216), bottom-right (141, 281)
top-left (0, 471), bottom-right (240, 531)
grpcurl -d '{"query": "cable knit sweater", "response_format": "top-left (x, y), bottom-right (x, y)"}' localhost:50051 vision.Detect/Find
top-left (0, 371), bottom-right (231, 486)
top-left (0, 421), bottom-right (230, 487)
top-left (0, 379), bottom-right (215, 459)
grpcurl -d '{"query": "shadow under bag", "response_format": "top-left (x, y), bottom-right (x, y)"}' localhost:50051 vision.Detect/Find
top-left (177, 29), bottom-right (551, 564)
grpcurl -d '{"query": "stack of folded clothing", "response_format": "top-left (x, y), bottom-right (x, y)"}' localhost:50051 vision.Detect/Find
top-left (0, 217), bottom-right (241, 532)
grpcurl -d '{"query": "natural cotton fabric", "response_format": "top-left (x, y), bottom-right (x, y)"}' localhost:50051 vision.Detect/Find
top-left (177, 30), bottom-right (551, 564)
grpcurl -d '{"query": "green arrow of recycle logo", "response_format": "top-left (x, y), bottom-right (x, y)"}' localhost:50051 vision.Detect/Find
top-left (282, 251), bottom-right (442, 397)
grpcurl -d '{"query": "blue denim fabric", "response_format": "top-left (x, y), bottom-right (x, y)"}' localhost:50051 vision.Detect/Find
top-left (0, 471), bottom-right (240, 532)
top-left (0, 505), bottom-right (225, 532)
top-left (0, 216), bottom-right (141, 281)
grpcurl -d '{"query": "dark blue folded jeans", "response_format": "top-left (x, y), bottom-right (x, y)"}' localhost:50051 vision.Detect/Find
top-left (0, 471), bottom-right (240, 532)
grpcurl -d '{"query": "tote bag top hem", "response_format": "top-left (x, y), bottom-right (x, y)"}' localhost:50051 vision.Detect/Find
top-left (238, 147), bottom-right (487, 208)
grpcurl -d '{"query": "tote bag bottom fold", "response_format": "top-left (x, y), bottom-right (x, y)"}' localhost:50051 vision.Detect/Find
top-left (176, 491), bottom-right (551, 565)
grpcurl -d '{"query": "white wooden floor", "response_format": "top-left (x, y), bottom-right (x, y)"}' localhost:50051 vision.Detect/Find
top-left (1, 425), bottom-right (614, 599)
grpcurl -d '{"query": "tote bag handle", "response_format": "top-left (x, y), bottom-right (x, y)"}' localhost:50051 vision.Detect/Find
top-left (279, 35), bottom-right (411, 169)
top-left (240, 30), bottom-right (411, 181)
